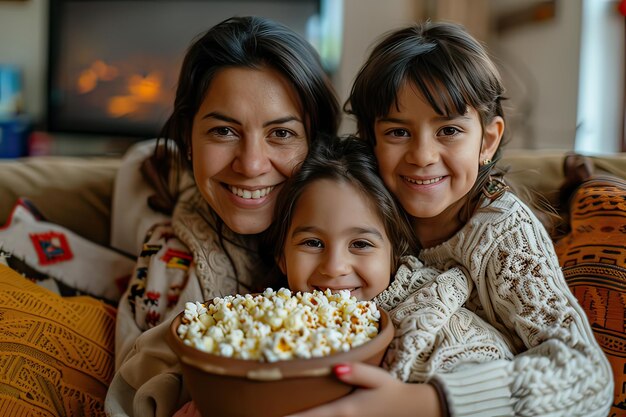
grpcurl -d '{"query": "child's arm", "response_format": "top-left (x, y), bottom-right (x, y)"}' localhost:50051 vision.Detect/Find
top-left (375, 257), bottom-right (475, 382)
top-left (373, 255), bottom-right (445, 310)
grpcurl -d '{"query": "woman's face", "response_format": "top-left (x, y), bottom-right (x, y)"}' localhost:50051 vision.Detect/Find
top-left (281, 179), bottom-right (392, 301)
top-left (191, 66), bottom-right (307, 234)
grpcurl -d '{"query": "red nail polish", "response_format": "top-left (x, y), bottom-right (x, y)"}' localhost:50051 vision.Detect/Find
top-left (333, 364), bottom-right (351, 376)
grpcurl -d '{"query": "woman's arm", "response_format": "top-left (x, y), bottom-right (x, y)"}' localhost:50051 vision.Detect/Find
top-left (116, 222), bottom-right (194, 366)
top-left (285, 362), bottom-right (444, 417)
top-left (107, 223), bottom-right (201, 417)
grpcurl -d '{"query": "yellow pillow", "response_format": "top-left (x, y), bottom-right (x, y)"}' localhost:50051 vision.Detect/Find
top-left (0, 264), bottom-right (116, 416)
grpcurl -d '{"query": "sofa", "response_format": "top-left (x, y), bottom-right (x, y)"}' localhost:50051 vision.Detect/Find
top-left (0, 144), bottom-right (625, 416)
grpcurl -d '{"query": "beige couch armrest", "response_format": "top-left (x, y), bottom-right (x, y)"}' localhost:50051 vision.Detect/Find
top-left (500, 149), bottom-right (626, 206)
top-left (0, 156), bottom-right (120, 246)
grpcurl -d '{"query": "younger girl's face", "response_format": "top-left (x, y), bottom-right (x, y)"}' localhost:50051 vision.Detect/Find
top-left (280, 179), bottom-right (392, 301)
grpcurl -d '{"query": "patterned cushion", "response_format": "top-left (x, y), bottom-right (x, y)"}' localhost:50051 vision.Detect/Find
top-left (554, 176), bottom-right (626, 415)
top-left (0, 198), bottom-right (134, 304)
top-left (0, 263), bottom-right (116, 416)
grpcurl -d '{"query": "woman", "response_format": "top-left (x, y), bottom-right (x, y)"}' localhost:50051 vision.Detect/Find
top-left (105, 16), bottom-right (340, 417)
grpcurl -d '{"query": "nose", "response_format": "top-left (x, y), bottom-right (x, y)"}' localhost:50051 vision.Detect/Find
top-left (232, 137), bottom-right (272, 178)
top-left (405, 136), bottom-right (438, 167)
top-left (318, 246), bottom-right (351, 278)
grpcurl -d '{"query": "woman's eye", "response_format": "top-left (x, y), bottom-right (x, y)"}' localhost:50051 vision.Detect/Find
top-left (350, 240), bottom-right (373, 249)
top-left (438, 126), bottom-right (460, 137)
top-left (271, 129), bottom-right (296, 139)
top-left (210, 127), bottom-right (235, 137)
top-left (301, 239), bottom-right (324, 248)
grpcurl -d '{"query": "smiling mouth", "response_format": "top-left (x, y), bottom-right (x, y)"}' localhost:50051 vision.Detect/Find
top-left (227, 185), bottom-right (276, 199)
top-left (314, 286), bottom-right (358, 294)
top-left (403, 176), bottom-right (444, 185)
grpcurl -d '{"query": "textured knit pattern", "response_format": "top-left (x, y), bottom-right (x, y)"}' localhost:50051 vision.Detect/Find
top-left (421, 191), bottom-right (613, 417)
top-left (0, 264), bottom-right (116, 417)
top-left (374, 256), bottom-right (514, 382)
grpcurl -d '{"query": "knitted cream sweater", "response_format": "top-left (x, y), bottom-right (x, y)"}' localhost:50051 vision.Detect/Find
top-left (374, 256), bottom-right (516, 382)
top-left (407, 191), bottom-right (612, 417)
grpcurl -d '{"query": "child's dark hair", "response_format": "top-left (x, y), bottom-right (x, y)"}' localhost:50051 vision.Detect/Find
top-left (346, 21), bottom-right (507, 223)
top-left (265, 135), bottom-right (417, 274)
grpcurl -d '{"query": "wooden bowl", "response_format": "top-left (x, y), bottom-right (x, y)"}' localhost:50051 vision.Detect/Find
top-left (168, 301), bottom-right (393, 417)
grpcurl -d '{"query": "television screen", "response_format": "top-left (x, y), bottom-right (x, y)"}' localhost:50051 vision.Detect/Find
top-left (46, 0), bottom-right (339, 139)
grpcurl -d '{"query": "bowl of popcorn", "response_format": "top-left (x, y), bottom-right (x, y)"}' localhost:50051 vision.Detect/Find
top-left (168, 288), bottom-right (393, 417)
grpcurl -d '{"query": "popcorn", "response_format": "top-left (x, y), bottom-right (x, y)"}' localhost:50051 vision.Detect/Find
top-left (177, 288), bottom-right (381, 362)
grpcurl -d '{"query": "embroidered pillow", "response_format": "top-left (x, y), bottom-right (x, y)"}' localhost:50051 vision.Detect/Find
top-left (554, 176), bottom-right (626, 415)
top-left (0, 263), bottom-right (116, 416)
top-left (0, 198), bottom-right (134, 304)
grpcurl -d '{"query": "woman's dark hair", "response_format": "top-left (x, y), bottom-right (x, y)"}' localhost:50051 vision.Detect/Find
top-left (346, 21), bottom-right (507, 222)
top-left (265, 135), bottom-right (417, 275)
top-left (150, 16), bottom-right (340, 211)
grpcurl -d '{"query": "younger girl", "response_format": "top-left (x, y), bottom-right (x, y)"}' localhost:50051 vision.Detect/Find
top-left (293, 21), bottom-right (612, 417)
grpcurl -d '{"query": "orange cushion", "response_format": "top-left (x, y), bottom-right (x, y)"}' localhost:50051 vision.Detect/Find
top-left (0, 264), bottom-right (116, 416)
top-left (555, 176), bottom-right (626, 415)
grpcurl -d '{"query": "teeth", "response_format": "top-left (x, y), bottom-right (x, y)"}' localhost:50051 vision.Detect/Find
top-left (316, 287), bottom-right (356, 294)
top-left (405, 176), bottom-right (443, 185)
top-left (229, 185), bottom-right (275, 199)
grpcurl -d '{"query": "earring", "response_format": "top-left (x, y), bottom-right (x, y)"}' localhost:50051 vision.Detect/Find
top-left (187, 148), bottom-right (192, 161)
top-left (482, 176), bottom-right (509, 200)
top-left (481, 159), bottom-right (492, 166)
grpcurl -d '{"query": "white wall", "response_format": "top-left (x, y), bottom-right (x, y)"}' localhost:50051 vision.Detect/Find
top-left (488, 0), bottom-right (583, 150)
top-left (576, 0), bottom-right (625, 154)
top-left (334, 0), bottom-right (423, 134)
top-left (0, 0), bottom-right (48, 122)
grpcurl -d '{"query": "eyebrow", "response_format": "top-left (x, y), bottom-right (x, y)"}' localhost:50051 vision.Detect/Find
top-left (201, 111), bottom-right (303, 127)
top-left (291, 225), bottom-right (385, 241)
top-left (377, 114), bottom-right (472, 124)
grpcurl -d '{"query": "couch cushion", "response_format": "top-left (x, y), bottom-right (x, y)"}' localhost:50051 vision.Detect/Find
top-left (0, 199), bottom-right (135, 304)
top-left (0, 156), bottom-right (120, 246)
top-left (0, 263), bottom-right (116, 417)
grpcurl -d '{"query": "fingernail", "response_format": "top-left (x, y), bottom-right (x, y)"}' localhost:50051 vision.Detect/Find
top-left (333, 364), bottom-right (351, 376)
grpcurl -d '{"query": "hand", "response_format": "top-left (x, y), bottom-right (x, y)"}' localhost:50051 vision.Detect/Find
top-left (172, 401), bottom-right (202, 417)
top-left (285, 362), bottom-right (443, 417)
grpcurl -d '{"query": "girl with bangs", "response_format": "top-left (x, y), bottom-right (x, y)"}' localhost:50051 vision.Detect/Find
top-left (291, 21), bottom-right (612, 417)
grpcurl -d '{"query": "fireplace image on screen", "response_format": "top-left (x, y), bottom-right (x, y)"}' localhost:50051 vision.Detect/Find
top-left (46, 0), bottom-right (340, 139)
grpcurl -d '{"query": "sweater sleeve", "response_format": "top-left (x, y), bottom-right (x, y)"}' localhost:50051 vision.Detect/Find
top-left (431, 201), bottom-right (613, 417)
top-left (115, 222), bottom-right (195, 368)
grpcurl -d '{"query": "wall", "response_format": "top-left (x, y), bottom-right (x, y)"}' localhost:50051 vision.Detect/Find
top-left (0, 0), bottom-right (47, 122)
top-left (577, 0), bottom-right (625, 154)
top-left (0, 0), bottom-right (606, 152)
top-left (488, 0), bottom-right (583, 150)
top-left (334, 0), bottom-right (423, 134)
